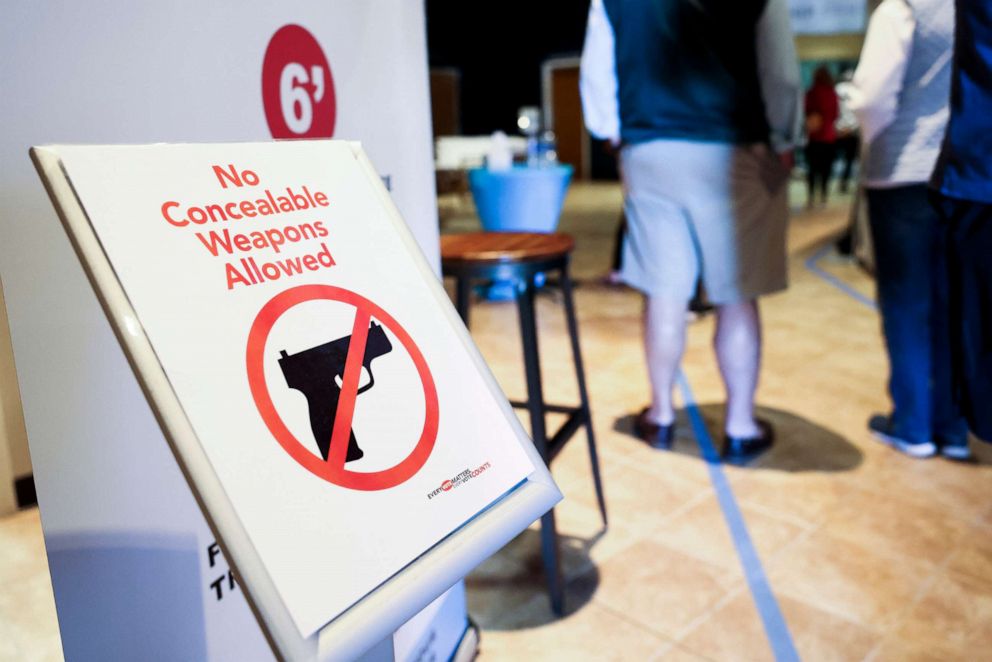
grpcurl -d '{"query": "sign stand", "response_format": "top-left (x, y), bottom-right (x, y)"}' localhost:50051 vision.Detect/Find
top-left (32, 141), bottom-right (560, 661)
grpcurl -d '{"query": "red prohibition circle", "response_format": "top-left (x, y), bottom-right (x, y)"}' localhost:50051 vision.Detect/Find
top-left (261, 24), bottom-right (337, 139)
top-left (246, 285), bottom-right (438, 490)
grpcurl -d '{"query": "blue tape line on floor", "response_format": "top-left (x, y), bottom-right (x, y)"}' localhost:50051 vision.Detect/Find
top-left (676, 372), bottom-right (801, 662)
top-left (804, 244), bottom-right (878, 310)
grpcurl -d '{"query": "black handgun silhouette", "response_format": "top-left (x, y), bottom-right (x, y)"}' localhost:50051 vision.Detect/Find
top-left (278, 322), bottom-right (393, 463)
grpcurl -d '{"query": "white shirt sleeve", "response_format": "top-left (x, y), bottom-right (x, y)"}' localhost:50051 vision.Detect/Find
top-left (848, 0), bottom-right (916, 145)
top-left (756, 0), bottom-right (803, 152)
top-left (579, 0), bottom-right (621, 145)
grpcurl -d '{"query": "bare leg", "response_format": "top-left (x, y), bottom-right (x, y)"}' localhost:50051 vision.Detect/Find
top-left (714, 300), bottom-right (762, 437)
top-left (644, 295), bottom-right (689, 425)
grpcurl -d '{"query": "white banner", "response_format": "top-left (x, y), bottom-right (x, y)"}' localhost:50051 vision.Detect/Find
top-left (0, 3), bottom-right (450, 659)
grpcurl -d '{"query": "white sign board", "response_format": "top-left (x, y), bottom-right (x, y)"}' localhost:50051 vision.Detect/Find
top-left (789, 0), bottom-right (866, 34)
top-left (33, 140), bottom-right (560, 660)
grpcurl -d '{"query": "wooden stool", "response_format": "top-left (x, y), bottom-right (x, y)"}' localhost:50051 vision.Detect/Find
top-left (440, 231), bottom-right (608, 615)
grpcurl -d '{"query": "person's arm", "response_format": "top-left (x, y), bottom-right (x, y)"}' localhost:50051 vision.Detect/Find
top-left (579, 0), bottom-right (621, 146)
top-left (756, 0), bottom-right (803, 154)
top-left (848, 0), bottom-right (915, 145)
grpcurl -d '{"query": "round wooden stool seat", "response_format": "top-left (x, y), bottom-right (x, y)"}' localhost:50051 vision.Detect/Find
top-left (440, 232), bottom-right (575, 266)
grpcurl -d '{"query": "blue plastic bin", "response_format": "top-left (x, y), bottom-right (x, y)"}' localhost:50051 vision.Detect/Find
top-left (468, 164), bottom-right (573, 233)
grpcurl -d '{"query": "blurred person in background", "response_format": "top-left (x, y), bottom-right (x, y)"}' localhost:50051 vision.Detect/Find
top-left (834, 69), bottom-right (860, 194)
top-left (849, 0), bottom-right (966, 459)
top-left (579, 0), bottom-right (801, 459)
top-left (931, 0), bottom-right (992, 445)
top-left (833, 69), bottom-right (861, 255)
top-left (805, 66), bottom-right (840, 208)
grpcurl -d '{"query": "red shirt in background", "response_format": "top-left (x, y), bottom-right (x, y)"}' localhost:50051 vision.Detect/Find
top-left (805, 82), bottom-right (840, 143)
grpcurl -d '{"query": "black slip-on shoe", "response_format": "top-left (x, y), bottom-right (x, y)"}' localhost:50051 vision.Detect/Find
top-left (635, 408), bottom-right (675, 450)
top-left (723, 419), bottom-right (774, 461)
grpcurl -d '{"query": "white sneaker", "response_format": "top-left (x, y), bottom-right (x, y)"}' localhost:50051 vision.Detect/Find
top-left (868, 415), bottom-right (936, 458)
top-left (940, 444), bottom-right (972, 461)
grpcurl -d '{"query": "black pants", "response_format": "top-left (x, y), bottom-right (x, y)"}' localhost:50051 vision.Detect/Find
top-left (836, 134), bottom-right (859, 192)
top-left (806, 142), bottom-right (836, 204)
top-left (933, 193), bottom-right (992, 442)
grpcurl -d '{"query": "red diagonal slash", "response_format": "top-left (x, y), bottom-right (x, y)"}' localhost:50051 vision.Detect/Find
top-left (326, 306), bottom-right (372, 468)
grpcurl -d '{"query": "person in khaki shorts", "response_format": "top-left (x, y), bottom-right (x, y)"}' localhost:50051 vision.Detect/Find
top-left (580, 0), bottom-right (801, 459)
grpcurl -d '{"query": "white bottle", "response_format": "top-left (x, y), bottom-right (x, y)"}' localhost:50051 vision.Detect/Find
top-left (486, 131), bottom-right (513, 171)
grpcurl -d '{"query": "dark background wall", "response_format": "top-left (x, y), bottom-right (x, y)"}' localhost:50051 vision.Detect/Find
top-left (426, 0), bottom-right (591, 135)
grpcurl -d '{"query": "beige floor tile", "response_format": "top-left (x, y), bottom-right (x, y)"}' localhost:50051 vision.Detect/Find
top-left (813, 257), bottom-right (877, 303)
top-left (768, 528), bottom-right (933, 629)
top-left (0, 621), bottom-right (25, 662)
top-left (653, 496), bottom-right (804, 576)
top-left (894, 570), bottom-right (992, 653)
top-left (858, 457), bottom-right (992, 525)
top-left (729, 471), bottom-right (858, 528)
top-left (548, 425), bottom-right (615, 495)
top-left (654, 645), bottom-right (713, 662)
top-left (678, 591), bottom-right (880, 662)
top-left (817, 487), bottom-right (971, 566)
top-left (467, 578), bottom-right (561, 634)
top-left (563, 457), bottom-right (711, 537)
top-left (466, 548), bottom-right (553, 630)
top-left (606, 425), bottom-right (716, 488)
top-left (477, 599), bottom-right (672, 662)
top-left (0, 509), bottom-right (53, 587)
top-left (0, 572), bottom-right (63, 662)
top-left (493, 503), bottom-right (636, 585)
top-left (948, 525), bottom-right (992, 585)
top-left (466, 501), bottom-right (646, 627)
top-left (0, 509), bottom-right (62, 661)
top-left (553, 509), bottom-right (637, 583)
top-left (674, 590), bottom-right (771, 662)
top-left (589, 539), bottom-right (740, 640)
top-left (869, 637), bottom-right (969, 662)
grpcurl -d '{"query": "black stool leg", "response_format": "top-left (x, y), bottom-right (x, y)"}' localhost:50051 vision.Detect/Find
top-left (455, 275), bottom-right (471, 328)
top-left (516, 274), bottom-right (565, 616)
top-left (560, 262), bottom-right (608, 528)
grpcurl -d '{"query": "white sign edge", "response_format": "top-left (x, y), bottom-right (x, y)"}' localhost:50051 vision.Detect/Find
top-left (29, 142), bottom-right (562, 662)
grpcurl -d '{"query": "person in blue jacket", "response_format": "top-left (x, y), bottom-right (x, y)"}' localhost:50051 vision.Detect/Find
top-left (930, 0), bottom-right (992, 443)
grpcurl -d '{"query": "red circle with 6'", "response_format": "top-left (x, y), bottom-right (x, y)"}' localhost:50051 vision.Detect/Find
top-left (262, 24), bottom-right (337, 139)
top-left (246, 285), bottom-right (439, 490)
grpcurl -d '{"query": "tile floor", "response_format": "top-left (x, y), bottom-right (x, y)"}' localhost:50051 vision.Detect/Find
top-left (2, 180), bottom-right (991, 661)
top-left (444, 181), bottom-right (992, 660)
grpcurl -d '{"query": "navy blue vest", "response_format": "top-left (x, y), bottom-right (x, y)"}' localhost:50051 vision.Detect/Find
top-left (933, 0), bottom-right (992, 203)
top-left (603, 0), bottom-right (770, 146)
